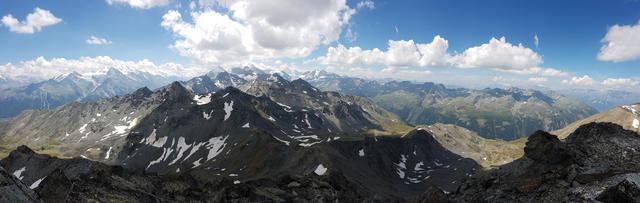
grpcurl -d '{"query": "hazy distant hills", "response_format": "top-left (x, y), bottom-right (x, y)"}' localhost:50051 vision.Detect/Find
top-left (558, 88), bottom-right (640, 112)
top-left (300, 70), bottom-right (598, 141)
top-left (0, 68), bottom-right (180, 119)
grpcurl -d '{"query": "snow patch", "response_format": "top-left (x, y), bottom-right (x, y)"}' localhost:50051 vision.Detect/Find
top-left (272, 135), bottom-right (290, 146)
top-left (105, 147), bottom-right (113, 159)
top-left (222, 93), bottom-right (230, 98)
top-left (314, 164), bottom-right (327, 175)
top-left (414, 161), bottom-right (424, 171)
top-left (304, 114), bottom-right (312, 129)
top-left (142, 129), bottom-right (168, 147)
top-left (276, 102), bottom-right (291, 109)
top-left (203, 110), bottom-right (214, 120)
top-left (13, 167), bottom-right (26, 180)
top-left (206, 135), bottom-right (228, 161)
top-left (192, 158), bottom-right (203, 168)
top-left (267, 116), bottom-right (276, 122)
top-left (224, 101), bottom-right (234, 121)
top-left (169, 137), bottom-right (192, 165)
top-left (242, 123), bottom-right (250, 128)
top-left (184, 142), bottom-right (205, 161)
top-left (396, 168), bottom-right (405, 179)
top-left (358, 149), bottom-right (365, 157)
top-left (78, 124), bottom-right (88, 133)
top-left (112, 117), bottom-right (139, 136)
top-left (193, 93), bottom-right (212, 105)
top-left (634, 119), bottom-right (639, 129)
top-left (233, 180), bottom-right (240, 184)
top-left (299, 140), bottom-right (322, 147)
top-left (29, 177), bottom-right (45, 189)
top-left (623, 105), bottom-right (639, 116)
top-left (147, 148), bottom-right (169, 169)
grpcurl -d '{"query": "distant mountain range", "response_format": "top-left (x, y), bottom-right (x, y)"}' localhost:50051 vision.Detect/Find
top-left (0, 68), bottom-right (181, 119)
top-left (558, 88), bottom-right (640, 112)
top-left (0, 66), bottom-right (601, 142)
top-left (298, 70), bottom-right (598, 141)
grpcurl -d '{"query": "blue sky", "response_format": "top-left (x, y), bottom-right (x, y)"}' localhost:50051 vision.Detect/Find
top-left (1, 0), bottom-right (639, 90)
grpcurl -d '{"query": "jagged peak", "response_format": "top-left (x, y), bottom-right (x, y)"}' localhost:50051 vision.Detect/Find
top-left (132, 86), bottom-right (152, 98)
top-left (164, 81), bottom-right (193, 101)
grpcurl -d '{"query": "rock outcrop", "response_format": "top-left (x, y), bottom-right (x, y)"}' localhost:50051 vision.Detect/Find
top-left (418, 122), bottom-right (640, 202)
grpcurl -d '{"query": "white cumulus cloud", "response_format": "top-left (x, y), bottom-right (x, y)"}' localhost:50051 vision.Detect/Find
top-left (0, 56), bottom-right (204, 84)
top-left (562, 75), bottom-right (596, 86)
top-left (597, 20), bottom-right (640, 62)
top-left (313, 35), bottom-right (451, 68)
top-left (453, 37), bottom-right (542, 70)
top-left (1, 8), bottom-right (62, 34)
top-left (602, 78), bottom-right (639, 87)
top-left (313, 36), bottom-right (566, 76)
top-left (86, 36), bottom-right (112, 45)
top-left (105, 0), bottom-right (169, 9)
top-left (534, 34), bottom-right (539, 48)
top-left (161, 0), bottom-right (355, 66)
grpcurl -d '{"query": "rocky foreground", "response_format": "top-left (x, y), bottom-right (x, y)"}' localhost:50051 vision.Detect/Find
top-left (3, 122), bottom-right (640, 202)
top-left (418, 122), bottom-right (640, 202)
top-left (0, 145), bottom-right (382, 202)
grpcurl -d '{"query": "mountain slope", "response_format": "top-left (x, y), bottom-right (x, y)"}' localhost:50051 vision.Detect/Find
top-left (552, 103), bottom-right (640, 139)
top-left (421, 123), bottom-right (525, 168)
top-left (239, 77), bottom-right (408, 135)
top-left (0, 81), bottom-right (478, 200)
top-left (0, 86), bottom-right (161, 160)
top-left (301, 70), bottom-right (598, 141)
top-left (0, 145), bottom-right (372, 202)
top-left (431, 122), bottom-right (640, 202)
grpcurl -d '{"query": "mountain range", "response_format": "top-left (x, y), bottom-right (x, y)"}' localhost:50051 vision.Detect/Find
top-left (297, 70), bottom-right (598, 141)
top-left (1, 65), bottom-right (639, 201)
top-left (0, 77), bottom-right (480, 200)
top-left (558, 89), bottom-right (640, 112)
top-left (0, 68), bottom-right (181, 120)
top-left (0, 66), bottom-right (600, 142)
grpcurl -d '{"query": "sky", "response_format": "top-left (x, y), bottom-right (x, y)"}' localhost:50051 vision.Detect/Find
top-left (1, 0), bottom-right (640, 91)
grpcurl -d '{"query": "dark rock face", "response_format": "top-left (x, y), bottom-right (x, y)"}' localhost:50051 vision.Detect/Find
top-left (4, 145), bottom-right (361, 202)
top-left (0, 165), bottom-right (40, 202)
top-left (523, 130), bottom-right (569, 164)
top-left (1, 143), bottom-right (472, 202)
top-left (596, 174), bottom-right (640, 203)
top-left (422, 122), bottom-right (640, 202)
